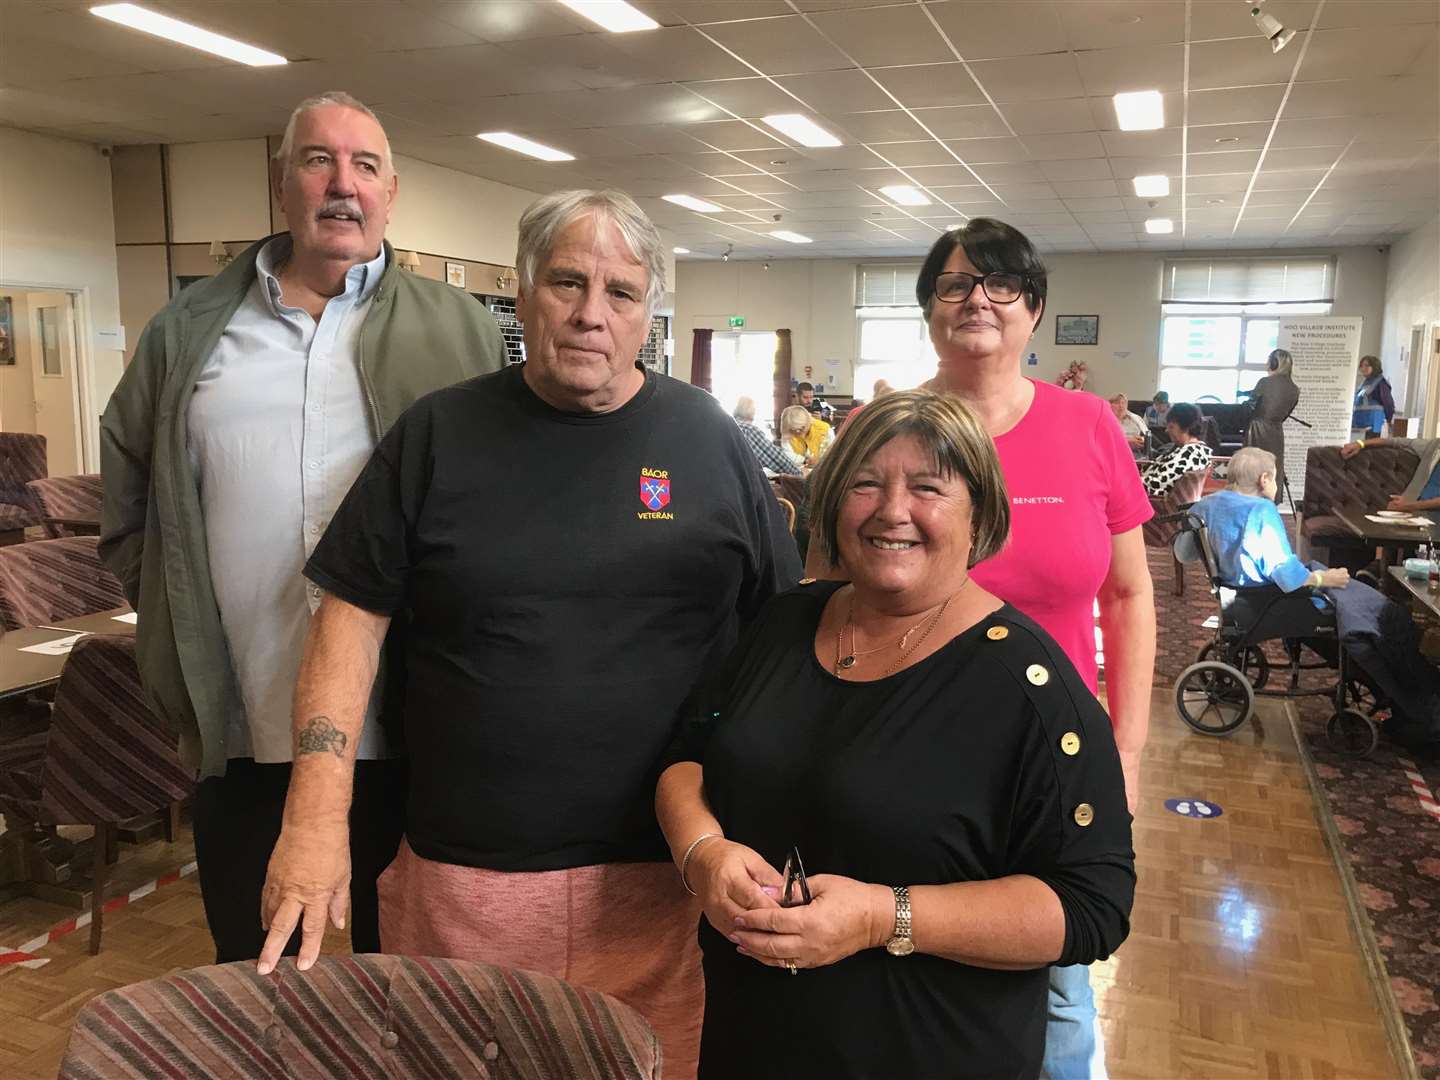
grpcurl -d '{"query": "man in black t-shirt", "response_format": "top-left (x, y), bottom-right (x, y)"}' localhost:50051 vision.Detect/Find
top-left (258, 190), bottom-right (799, 1078)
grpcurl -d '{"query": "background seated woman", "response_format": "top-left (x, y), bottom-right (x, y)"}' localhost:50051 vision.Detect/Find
top-left (1142, 401), bottom-right (1212, 499)
top-left (657, 390), bottom-right (1135, 1080)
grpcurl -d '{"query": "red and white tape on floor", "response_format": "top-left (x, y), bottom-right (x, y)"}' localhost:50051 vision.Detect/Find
top-left (1398, 757), bottom-right (1440, 825)
top-left (0, 860), bottom-right (197, 971)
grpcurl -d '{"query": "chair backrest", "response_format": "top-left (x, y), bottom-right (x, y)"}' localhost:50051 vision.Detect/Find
top-left (1301, 444), bottom-right (1421, 517)
top-left (1167, 462), bottom-right (1213, 507)
top-left (775, 495), bottom-right (797, 534)
top-left (38, 635), bottom-right (192, 825)
top-left (0, 432), bottom-right (48, 523)
top-left (0, 536), bottom-right (126, 630)
top-left (60, 955), bottom-right (661, 1080)
top-left (27, 474), bottom-right (102, 532)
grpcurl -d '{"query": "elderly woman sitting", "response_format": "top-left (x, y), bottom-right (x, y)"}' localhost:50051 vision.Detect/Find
top-left (1141, 401), bottom-right (1212, 499)
top-left (657, 389), bottom-right (1134, 1080)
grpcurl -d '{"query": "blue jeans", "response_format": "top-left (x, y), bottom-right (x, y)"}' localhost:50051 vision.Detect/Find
top-left (1041, 964), bottom-right (1106, 1079)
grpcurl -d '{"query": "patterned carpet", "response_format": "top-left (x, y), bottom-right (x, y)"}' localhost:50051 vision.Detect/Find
top-left (1146, 547), bottom-right (1440, 1077)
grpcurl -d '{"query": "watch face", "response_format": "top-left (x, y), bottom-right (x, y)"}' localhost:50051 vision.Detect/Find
top-left (887, 938), bottom-right (915, 957)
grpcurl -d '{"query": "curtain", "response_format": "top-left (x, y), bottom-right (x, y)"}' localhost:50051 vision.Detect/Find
top-left (773, 329), bottom-right (792, 437)
top-left (690, 328), bottom-right (713, 392)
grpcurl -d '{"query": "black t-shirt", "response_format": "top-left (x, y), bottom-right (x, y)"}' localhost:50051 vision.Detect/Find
top-left (305, 363), bottom-right (801, 871)
top-left (671, 582), bottom-right (1134, 1080)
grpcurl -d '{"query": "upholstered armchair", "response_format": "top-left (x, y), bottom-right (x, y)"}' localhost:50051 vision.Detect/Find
top-left (1297, 445), bottom-right (1420, 563)
top-left (0, 535), bottom-right (126, 631)
top-left (1143, 463), bottom-right (1214, 596)
top-left (60, 955), bottom-right (661, 1079)
top-left (27, 473), bottom-right (102, 537)
top-left (0, 432), bottom-right (48, 543)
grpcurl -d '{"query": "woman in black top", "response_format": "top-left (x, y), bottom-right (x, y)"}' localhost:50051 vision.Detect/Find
top-left (657, 391), bottom-right (1135, 1080)
top-left (1246, 348), bottom-right (1301, 501)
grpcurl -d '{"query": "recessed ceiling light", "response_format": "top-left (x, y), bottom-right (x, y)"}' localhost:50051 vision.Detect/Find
top-left (476, 132), bottom-right (574, 161)
top-left (1132, 174), bottom-right (1170, 198)
top-left (769, 159), bottom-right (788, 166)
top-left (879, 184), bottom-right (931, 206)
top-left (1113, 90), bottom-right (1164, 131)
top-left (769, 230), bottom-right (812, 244)
top-left (556, 0), bottom-right (658, 33)
top-left (662, 194), bottom-right (723, 213)
top-left (672, 247), bottom-right (690, 254)
top-left (1144, 218), bottom-right (1174, 234)
top-left (90, 3), bottom-right (286, 65)
top-left (761, 114), bottom-right (842, 148)
top-left (1214, 136), bottom-right (1241, 144)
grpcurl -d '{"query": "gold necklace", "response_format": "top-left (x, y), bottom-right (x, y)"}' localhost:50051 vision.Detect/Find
top-left (834, 578), bottom-right (969, 676)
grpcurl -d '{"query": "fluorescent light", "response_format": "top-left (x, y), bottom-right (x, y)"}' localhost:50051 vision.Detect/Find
top-left (662, 194), bottom-right (723, 213)
top-left (672, 247), bottom-right (690, 254)
top-left (1132, 174), bottom-right (1170, 198)
top-left (1144, 218), bottom-right (1174, 234)
top-left (769, 230), bottom-right (812, 244)
top-left (557, 0), bottom-right (658, 32)
top-left (761, 114), bottom-right (842, 148)
top-left (1113, 90), bottom-right (1164, 131)
top-left (880, 185), bottom-right (931, 207)
top-left (90, 4), bottom-right (286, 65)
top-left (476, 132), bottom-right (574, 161)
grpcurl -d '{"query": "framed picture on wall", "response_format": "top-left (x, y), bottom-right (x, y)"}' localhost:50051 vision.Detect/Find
top-left (1055, 315), bottom-right (1099, 346)
top-left (445, 261), bottom-right (466, 288)
top-left (0, 297), bottom-right (13, 365)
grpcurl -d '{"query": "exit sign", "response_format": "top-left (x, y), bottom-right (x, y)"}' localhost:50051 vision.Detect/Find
top-left (728, 316), bottom-right (745, 328)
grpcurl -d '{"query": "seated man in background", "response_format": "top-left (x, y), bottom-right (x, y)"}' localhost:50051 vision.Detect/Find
top-left (1341, 433), bottom-right (1440, 523)
top-left (797, 379), bottom-right (834, 422)
top-left (733, 395), bottom-right (800, 475)
top-left (1143, 390), bottom-right (1171, 428)
top-left (1108, 393), bottom-right (1147, 457)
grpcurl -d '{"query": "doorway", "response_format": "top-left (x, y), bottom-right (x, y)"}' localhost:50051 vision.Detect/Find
top-left (710, 331), bottom-right (778, 422)
top-left (0, 287), bottom-right (85, 477)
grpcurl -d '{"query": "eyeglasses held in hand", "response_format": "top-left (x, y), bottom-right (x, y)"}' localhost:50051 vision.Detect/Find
top-left (781, 846), bottom-right (811, 908)
top-left (933, 271), bottom-right (1027, 305)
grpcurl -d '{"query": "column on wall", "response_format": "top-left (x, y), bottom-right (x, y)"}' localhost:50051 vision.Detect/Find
top-left (773, 329), bottom-right (793, 435)
top-left (690, 328), bottom-right (713, 392)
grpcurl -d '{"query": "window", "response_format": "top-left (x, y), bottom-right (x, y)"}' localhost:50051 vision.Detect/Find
top-left (1158, 257), bottom-right (1334, 403)
top-left (854, 264), bottom-right (936, 396)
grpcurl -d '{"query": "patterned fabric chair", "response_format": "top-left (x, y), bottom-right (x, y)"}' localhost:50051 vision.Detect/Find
top-left (1143, 463), bottom-right (1213, 596)
top-left (0, 635), bottom-right (194, 953)
top-left (0, 535), bottom-right (126, 631)
top-left (0, 432), bottom-right (48, 542)
top-left (27, 473), bottom-right (102, 537)
top-left (1297, 444), bottom-right (1421, 563)
top-left (59, 955), bottom-right (662, 1079)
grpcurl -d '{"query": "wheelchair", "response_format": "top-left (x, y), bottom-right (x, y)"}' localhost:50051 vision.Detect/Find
top-left (1168, 512), bottom-right (1383, 756)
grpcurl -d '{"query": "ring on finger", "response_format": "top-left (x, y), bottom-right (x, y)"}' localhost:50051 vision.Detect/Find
top-left (783, 959), bottom-right (798, 975)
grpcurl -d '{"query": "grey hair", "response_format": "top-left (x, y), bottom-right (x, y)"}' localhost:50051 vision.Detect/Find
top-left (274, 92), bottom-right (394, 175)
top-left (733, 396), bottom-right (756, 422)
top-left (780, 405), bottom-right (812, 436)
top-left (1228, 446), bottom-right (1277, 495)
top-left (1267, 348), bottom-right (1293, 377)
top-left (516, 190), bottom-right (667, 316)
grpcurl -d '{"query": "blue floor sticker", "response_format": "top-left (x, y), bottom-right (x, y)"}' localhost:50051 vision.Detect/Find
top-left (1164, 797), bottom-right (1223, 819)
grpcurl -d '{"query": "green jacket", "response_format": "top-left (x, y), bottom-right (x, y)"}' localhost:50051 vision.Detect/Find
top-left (99, 234), bottom-right (506, 779)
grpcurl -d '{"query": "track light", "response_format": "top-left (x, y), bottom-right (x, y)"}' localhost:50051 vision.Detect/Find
top-left (1249, 2), bottom-right (1295, 53)
top-left (721, 244), bottom-right (733, 262)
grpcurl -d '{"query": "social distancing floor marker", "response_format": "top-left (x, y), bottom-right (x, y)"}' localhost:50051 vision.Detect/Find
top-left (1397, 757), bottom-right (1440, 825)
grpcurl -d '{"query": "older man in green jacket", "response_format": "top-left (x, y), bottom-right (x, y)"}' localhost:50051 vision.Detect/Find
top-left (99, 91), bottom-right (505, 964)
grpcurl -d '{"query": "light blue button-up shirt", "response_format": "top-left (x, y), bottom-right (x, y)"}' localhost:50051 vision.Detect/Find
top-left (187, 236), bottom-right (388, 762)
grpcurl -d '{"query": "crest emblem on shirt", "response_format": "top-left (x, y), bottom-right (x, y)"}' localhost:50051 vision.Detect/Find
top-left (640, 469), bottom-right (671, 510)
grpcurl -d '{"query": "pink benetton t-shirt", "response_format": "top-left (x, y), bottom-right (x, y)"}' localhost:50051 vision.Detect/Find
top-left (969, 380), bottom-right (1152, 693)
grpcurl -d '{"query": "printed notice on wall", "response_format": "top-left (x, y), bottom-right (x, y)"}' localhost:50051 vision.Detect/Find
top-left (1278, 316), bottom-right (1362, 503)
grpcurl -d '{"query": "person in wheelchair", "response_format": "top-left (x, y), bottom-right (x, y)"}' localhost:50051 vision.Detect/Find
top-left (1187, 447), bottom-right (1349, 638)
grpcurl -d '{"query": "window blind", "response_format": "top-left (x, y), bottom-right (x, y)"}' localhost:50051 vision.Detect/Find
top-left (1162, 257), bottom-right (1334, 304)
top-left (856, 263), bottom-right (921, 307)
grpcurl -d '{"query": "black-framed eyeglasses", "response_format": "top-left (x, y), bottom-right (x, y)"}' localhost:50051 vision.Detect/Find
top-left (933, 271), bottom-right (1027, 305)
top-left (780, 847), bottom-right (811, 908)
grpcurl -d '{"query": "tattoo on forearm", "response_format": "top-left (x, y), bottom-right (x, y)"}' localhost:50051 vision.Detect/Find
top-left (296, 716), bottom-right (348, 759)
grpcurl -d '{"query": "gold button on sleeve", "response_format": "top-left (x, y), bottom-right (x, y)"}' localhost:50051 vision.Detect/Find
top-left (798, 577), bottom-right (816, 585)
top-left (1073, 803), bottom-right (1095, 827)
top-left (986, 625), bottom-right (1009, 641)
top-left (1026, 663), bottom-right (1049, 686)
top-left (1060, 731), bottom-right (1081, 755)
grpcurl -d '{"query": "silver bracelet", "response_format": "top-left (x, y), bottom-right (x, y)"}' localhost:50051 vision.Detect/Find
top-left (679, 832), bottom-right (722, 896)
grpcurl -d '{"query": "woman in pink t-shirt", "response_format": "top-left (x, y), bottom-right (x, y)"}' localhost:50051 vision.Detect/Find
top-left (920, 219), bottom-right (1154, 1080)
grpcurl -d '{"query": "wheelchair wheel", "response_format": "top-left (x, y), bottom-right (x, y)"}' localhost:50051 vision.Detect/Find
top-left (1327, 709), bottom-right (1378, 758)
top-left (1174, 661), bottom-right (1254, 736)
top-left (1195, 642), bottom-right (1269, 691)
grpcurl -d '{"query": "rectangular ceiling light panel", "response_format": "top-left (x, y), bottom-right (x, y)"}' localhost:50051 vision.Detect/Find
top-left (90, 3), bottom-right (286, 65)
top-left (557, 1), bottom-right (659, 33)
top-left (476, 132), bottom-right (575, 161)
top-left (762, 114), bottom-right (842, 148)
top-left (1113, 91), bottom-right (1165, 131)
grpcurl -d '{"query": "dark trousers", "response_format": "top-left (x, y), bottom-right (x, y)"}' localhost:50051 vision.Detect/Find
top-left (192, 757), bottom-right (406, 964)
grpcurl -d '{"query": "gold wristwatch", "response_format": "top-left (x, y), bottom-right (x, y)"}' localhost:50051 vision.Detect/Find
top-left (885, 885), bottom-right (914, 957)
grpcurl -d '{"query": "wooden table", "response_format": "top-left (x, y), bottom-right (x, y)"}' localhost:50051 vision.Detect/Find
top-left (1387, 565), bottom-right (1440, 620)
top-left (1333, 509), bottom-right (1439, 564)
top-left (46, 515), bottom-right (100, 536)
top-left (0, 607), bottom-right (135, 701)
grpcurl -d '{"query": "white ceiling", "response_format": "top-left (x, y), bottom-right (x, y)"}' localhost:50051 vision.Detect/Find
top-left (1, 0), bottom-right (1436, 259)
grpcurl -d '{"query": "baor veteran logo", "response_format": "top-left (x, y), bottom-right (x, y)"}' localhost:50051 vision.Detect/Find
top-left (638, 468), bottom-right (673, 520)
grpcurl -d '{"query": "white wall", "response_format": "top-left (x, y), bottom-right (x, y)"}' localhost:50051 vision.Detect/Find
top-left (169, 138), bottom-right (273, 243)
top-left (1379, 216), bottom-right (1439, 412)
top-left (674, 246), bottom-right (1388, 399)
top-left (0, 125), bottom-right (122, 471)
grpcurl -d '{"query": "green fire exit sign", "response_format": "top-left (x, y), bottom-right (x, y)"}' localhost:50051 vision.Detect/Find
top-left (728, 316), bottom-right (745, 328)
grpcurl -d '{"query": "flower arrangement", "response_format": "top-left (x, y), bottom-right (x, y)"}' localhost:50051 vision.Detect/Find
top-left (1055, 359), bottom-right (1089, 391)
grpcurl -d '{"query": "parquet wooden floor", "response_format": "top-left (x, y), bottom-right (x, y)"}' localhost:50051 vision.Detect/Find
top-left (0, 689), bottom-right (1403, 1078)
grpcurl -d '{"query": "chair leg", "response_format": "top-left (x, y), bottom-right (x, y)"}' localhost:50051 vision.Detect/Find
top-left (1173, 553), bottom-right (1185, 596)
top-left (90, 823), bottom-right (113, 956)
top-left (163, 801), bottom-right (181, 843)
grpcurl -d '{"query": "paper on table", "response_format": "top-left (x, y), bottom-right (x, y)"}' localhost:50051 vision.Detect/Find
top-left (19, 632), bottom-right (88, 656)
top-left (112, 611), bottom-right (138, 624)
top-left (1365, 514), bottom-right (1432, 527)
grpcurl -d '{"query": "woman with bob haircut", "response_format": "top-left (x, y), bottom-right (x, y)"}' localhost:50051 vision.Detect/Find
top-left (1140, 401), bottom-right (1213, 499)
top-left (658, 390), bottom-right (1135, 1080)
top-left (1245, 348), bottom-right (1301, 502)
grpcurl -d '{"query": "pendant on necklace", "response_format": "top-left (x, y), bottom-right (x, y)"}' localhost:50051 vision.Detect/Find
top-left (838, 655), bottom-right (857, 670)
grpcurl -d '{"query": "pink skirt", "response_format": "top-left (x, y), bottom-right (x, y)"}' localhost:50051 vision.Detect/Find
top-left (377, 839), bottom-right (704, 1079)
